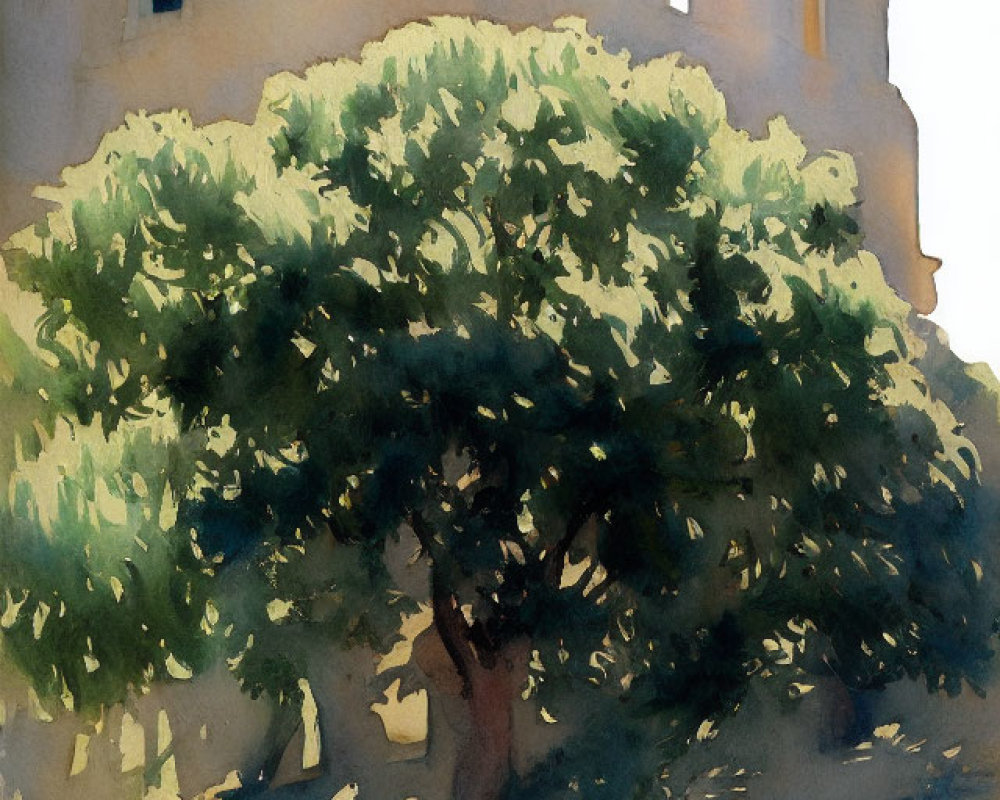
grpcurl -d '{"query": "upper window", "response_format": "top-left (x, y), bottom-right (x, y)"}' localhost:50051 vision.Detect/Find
top-left (124, 0), bottom-right (184, 40)
top-left (804, 0), bottom-right (826, 58)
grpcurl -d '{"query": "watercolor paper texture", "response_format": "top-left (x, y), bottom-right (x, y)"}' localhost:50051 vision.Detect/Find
top-left (0, 3), bottom-right (998, 799)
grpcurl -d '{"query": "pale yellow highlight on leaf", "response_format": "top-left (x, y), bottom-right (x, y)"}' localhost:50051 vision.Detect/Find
top-left (60, 675), bottom-right (75, 712)
top-left (418, 209), bottom-right (491, 277)
top-left (802, 150), bottom-right (858, 208)
top-left (763, 634), bottom-right (796, 666)
top-left (930, 462), bottom-right (959, 495)
top-left (787, 618), bottom-right (816, 636)
top-left (371, 679), bottom-right (429, 744)
top-left (120, 712), bottom-right (146, 773)
top-left (32, 601), bottom-right (50, 639)
top-left (532, 299), bottom-right (566, 344)
top-left (350, 259), bottom-right (387, 287)
top-left (366, 112), bottom-right (410, 174)
top-left (243, 174), bottom-right (311, 244)
top-left (376, 605), bottom-right (433, 676)
top-left (696, 719), bottom-right (718, 741)
top-left (482, 132), bottom-right (515, 171)
top-left (566, 183), bottom-right (590, 217)
top-left (517, 503), bottom-right (535, 536)
top-left (266, 598), bottom-right (295, 623)
top-left (456, 467), bottom-right (481, 492)
top-left (560, 555), bottom-right (591, 589)
top-left (801, 533), bottom-right (822, 557)
top-left (27, 686), bottom-right (53, 722)
top-left (235, 159), bottom-right (368, 249)
top-left (686, 517), bottom-right (704, 540)
top-left (874, 722), bottom-right (900, 740)
top-left (867, 327), bottom-right (898, 359)
top-left (943, 745), bottom-right (962, 759)
top-left (131, 472), bottom-right (149, 499)
top-left (583, 563), bottom-right (608, 597)
top-left (720, 203), bottom-right (752, 234)
top-left (589, 444), bottom-right (608, 461)
top-left (417, 223), bottom-right (456, 272)
top-left (501, 85), bottom-right (542, 131)
top-left (437, 88), bottom-right (462, 127)
top-left (548, 127), bottom-right (631, 182)
top-left (625, 223), bottom-right (669, 279)
top-left (551, 239), bottom-right (657, 364)
top-left (106, 358), bottom-right (130, 393)
top-left (331, 783), bottom-right (362, 800)
top-left (1, 589), bottom-right (28, 628)
top-left (292, 336), bottom-right (317, 358)
top-left (206, 416), bottom-right (238, 458)
top-left (70, 733), bottom-right (90, 777)
top-left (501, 539), bottom-right (526, 566)
top-left (298, 678), bottom-right (322, 770)
top-left (706, 122), bottom-right (788, 200)
top-left (95, 478), bottom-right (129, 527)
top-left (165, 653), bottom-right (193, 680)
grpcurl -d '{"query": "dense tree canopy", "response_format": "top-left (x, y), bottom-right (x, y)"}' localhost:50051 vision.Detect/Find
top-left (1, 16), bottom-right (997, 799)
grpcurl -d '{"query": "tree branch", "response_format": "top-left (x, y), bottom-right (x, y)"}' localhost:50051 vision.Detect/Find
top-left (409, 511), bottom-right (479, 694)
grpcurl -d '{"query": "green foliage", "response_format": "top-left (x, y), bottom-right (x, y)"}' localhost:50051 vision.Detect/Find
top-left (0, 407), bottom-right (215, 717)
top-left (1, 15), bottom-right (996, 795)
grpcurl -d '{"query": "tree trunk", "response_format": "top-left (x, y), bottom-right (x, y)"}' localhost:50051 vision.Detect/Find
top-left (424, 583), bottom-right (529, 800)
top-left (410, 515), bottom-right (526, 800)
top-left (452, 658), bottom-right (518, 800)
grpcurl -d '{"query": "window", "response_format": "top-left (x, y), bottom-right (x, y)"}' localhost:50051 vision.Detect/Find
top-left (669, 0), bottom-right (690, 13)
top-left (804, 0), bottom-right (826, 58)
top-left (124, 0), bottom-right (184, 40)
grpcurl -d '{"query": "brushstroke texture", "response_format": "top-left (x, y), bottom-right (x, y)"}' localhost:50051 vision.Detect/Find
top-left (1, 17), bottom-right (997, 800)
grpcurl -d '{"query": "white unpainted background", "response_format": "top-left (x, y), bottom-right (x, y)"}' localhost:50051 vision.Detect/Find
top-left (889, 5), bottom-right (1000, 376)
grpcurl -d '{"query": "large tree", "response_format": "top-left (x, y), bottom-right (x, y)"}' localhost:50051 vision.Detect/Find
top-left (2, 17), bottom-right (996, 800)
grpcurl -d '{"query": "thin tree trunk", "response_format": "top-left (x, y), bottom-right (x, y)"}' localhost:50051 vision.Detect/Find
top-left (428, 587), bottom-right (520, 800)
top-left (410, 513), bottom-right (525, 800)
top-left (453, 660), bottom-right (517, 800)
